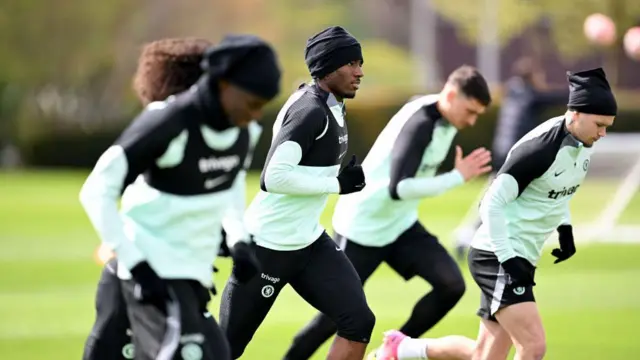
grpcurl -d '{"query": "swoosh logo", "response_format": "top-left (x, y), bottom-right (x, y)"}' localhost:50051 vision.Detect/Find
top-left (204, 175), bottom-right (230, 189)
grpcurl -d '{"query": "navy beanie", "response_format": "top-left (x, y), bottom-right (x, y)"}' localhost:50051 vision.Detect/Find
top-left (201, 34), bottom-right (281, 100)
top-left (566, 67), bottom-right (617, 116)
top-left (305, 26), bottom-right (363, 79)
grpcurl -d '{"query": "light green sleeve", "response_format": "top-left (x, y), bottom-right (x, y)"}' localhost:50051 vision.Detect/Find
top-left (263, 141), bottom-right (340, 195)
top-left (221, 170), bottom-right (250, 247)
top-left (396, 170), bottom-right (465, 200)
top-left (478, 173), bottom-right (519, 262)
top-left (79, 146), bottom-right (145, 270)
top-left (561, 203), bottom-right (572, 225)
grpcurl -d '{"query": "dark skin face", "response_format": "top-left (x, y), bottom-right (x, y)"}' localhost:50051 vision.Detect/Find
top-left (218, 80), bottom-right (270, 127)
top-left (317, 60), bottom-right (364, 100)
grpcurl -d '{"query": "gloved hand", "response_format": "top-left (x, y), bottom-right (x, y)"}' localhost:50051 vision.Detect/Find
top-left (218, 230), bottom-right (231, 258)
top-left (551, 224), bottom-right (576, 264)
top-left (501, 257), bottom-right (535, 286)
top-left (230, 242), bottom-right (261, 283)
top-left (130, 261), bottom-right (170, 308)
top-left (337, 155), bottom-right (366, 194)
top-left (209, 265), bottom-right (219, 296)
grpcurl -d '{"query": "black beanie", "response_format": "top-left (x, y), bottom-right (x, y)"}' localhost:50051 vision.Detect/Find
top-left (201, 34), bottom-right (281, 100)
top-left (305, 26), bottom-right (363, 79)
top-left (566, 67), bottom-right (617, 116)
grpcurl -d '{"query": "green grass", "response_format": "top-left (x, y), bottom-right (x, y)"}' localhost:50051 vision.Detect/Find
top-left (1, 170), bottom-right (639, 359)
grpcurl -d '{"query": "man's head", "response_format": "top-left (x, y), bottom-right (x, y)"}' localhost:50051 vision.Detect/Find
top-left (565, 67), bottom-right (617, 147)
top-left (201, 34), bottom-right (282, 127)
top-left (305, 26), bottom-right (364, 99)
top-left (133, 38), bottom-right (212, 106)
top-left (438, 65), bottom-right (492, 130)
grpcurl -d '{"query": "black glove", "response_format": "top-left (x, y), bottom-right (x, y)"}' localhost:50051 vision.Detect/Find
top-left (230, 242), bottom-right (261, 283)
top-left (209, 265), bottom-right (219, 296)
top-left (552, 224), bottom-right (576, 264)
top-left (501, 257), bottom-right (535, 286)
top-left (218, 230), bottom-right (231, 258)
top-left (337, 155), bottom-right (366, 194)
top-left (129, 261), bottom-right (170, 308)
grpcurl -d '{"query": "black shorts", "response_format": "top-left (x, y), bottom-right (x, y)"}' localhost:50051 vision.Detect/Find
top-left (219, 232), bottom-right (374, 358)
top-left (83, 259), bottom-right (133, 360)
top-left (120, 278), bottom-right (230, 360)
top-left (335, 222), bottom-right (463, 286)
top-left (468, 248), bottom-right (536, 322)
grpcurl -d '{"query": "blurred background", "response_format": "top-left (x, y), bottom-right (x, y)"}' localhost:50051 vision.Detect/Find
top-left (1, 0), bottom-right (640, 359)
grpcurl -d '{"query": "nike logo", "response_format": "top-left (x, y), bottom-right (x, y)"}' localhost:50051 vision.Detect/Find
top-left (554, 170), bottom-right (565, 177)
top-left (204, 175), bottom-right (230, 189)
top-left (335, 245), bottom-right (342, 251)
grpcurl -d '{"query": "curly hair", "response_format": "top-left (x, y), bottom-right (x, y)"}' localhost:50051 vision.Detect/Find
top-left (133, 37), bottom-right (213, 106)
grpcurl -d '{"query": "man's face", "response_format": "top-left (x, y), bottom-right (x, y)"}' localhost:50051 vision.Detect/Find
top-left (446, 90), bottom-right (486, 130)
top-left (571, 112), bottom-right (615, 147)
top-left (219, 82), bottom-right (270, 128)
top-left (324, 60), bottom-right (364, 99)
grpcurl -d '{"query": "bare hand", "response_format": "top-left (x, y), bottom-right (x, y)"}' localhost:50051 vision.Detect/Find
top-left (455, 146), bottom-right (492, 182)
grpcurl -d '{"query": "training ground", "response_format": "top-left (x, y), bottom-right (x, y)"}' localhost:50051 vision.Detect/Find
top-left (1, 170), bottom-right (639, 359)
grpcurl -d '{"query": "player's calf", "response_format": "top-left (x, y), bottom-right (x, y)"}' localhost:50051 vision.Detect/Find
top-left (371, 330), bottom-right (475, 360)
top-left (471, 319), bottom-right (512, 360)
top-left (495, 302), bottom-right (546, 360)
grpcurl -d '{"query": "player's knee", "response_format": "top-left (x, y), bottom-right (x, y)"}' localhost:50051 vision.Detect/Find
top-left (519, 338), bottom-right (547, 360)
top-left (335, 304), bottom-right (376, 343)
top-left (436, 273), bottom-right (466, 303)
top-left (228, 342), bottom-right (247, 360)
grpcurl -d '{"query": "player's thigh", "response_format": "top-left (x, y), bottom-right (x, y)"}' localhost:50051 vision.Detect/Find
top-left (387, 223), bottom-right (465, 290)
top-left (337, 233), bottom-right (386, 285)
top-left (202, 313), bottom-right (231, 360)
top-left (290, 233), bottom-right (375, 343)
top-left (472, 319), bottom-right (512, 360)
top-left (169, 280), bottom-right (223, 360)
top-left (218, 243), bottom-right (293, 354)
top-left (494, 302), bottom-right (545, 354)
top-left (120, 279), bottom-right (181, 360)
top-left (467, 248), bottom-right (536, 321)
top-left (84, 260), bottom-right (133, 360)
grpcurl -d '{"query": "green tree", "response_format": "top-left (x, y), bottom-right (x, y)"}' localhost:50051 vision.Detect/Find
top-left (430, 0), bottom-right (544, 46)
top-left (0, 0), bottom-right (136, 87)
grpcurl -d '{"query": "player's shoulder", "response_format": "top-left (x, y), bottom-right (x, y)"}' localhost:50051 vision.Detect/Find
top-left (511, 116), bottom-right (570, 156)
top-left (132, 93), bottom-right (193, 133)
top-left (392, 94), bottom-right (441, 130)
top-left (281, 85), bottom-right (328, 125)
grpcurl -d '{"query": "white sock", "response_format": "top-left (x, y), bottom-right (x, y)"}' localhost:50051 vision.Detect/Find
top-left (397, 338), bottom-right (429, 359)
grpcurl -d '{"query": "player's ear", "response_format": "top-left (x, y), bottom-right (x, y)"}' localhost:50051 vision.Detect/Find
top-left (446, 86), bottom-right (459, 104)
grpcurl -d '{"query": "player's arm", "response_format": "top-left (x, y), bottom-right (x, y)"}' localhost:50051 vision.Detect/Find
top-left (222, 121), bottom-right (262, 248)
top-left (79, 103), bottom-right (180, 270)
top-left (552, 203), bottom-right (576, 263)
top-left (389, 112), bottom-right (464, 200)
top-left (480, 141), bottom-right (553, 262)
top-left (261, 106), bottom-right (340, 195)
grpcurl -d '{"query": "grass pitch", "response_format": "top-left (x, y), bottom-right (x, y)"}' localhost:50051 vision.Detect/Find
top-left (1, 170), bottom-right (639, 359)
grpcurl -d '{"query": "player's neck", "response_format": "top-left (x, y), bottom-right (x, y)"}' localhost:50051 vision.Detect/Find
top-left (316, 80), bottom-right (344, 102)
top-left (436, 93), bottom-right (451, 123)
top-left (564, 116), bottom-right (590, 147)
